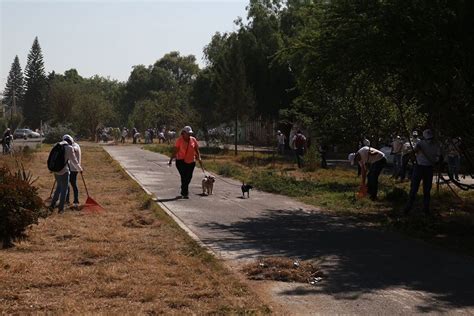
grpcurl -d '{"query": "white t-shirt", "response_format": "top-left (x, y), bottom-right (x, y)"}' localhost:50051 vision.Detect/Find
top-left (391, 140), bottom-right (403, 154)
top-left (357, 146), bottom-right (385, 166)
top-left (277, 134), bottom-right (285, 145)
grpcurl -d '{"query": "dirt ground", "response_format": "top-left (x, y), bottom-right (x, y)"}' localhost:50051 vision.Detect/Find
top-left (0, 144), bottom-right (271, 314)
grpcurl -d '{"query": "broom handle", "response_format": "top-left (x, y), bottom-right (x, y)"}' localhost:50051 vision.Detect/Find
top-left (50, 179), bottom-right (56, 197)
top-left (80, 172), bottom-right (90, 197)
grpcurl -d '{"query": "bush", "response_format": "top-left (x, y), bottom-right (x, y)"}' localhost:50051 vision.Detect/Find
top-left (0, 165), bottom-right (45, 248)
top-left (44, 125), bottom-right (75, 144)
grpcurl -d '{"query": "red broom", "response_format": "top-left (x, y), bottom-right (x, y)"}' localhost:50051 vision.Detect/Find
top-left (80, 173), bottom-right (104, 212)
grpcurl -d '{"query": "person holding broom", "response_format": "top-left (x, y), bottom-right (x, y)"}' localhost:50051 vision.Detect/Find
top-left (348, 145), bottom-right (386, 200)
top-left (64, 135), bottom-right (82, 209)
top-left (50, 135), bottom-right (83, 213)
top-left (168, 126), bottom-right (202, 199)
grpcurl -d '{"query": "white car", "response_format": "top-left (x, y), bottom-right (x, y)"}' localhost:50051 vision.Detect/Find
top-left (13, 128), bottom-right (41, 139)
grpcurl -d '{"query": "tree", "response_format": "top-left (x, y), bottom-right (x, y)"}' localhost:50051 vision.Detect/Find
top-left (23, 37), bottom-right (47, 128)
top-left (214, 34), bottom-right (255, 154)
top-left (3, 55), bottom-right (25, 116)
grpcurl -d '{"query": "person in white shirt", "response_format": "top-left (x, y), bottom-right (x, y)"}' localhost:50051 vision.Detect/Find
top-left (276, 130), bottom-right (286, 155)
top-left (404, 129), bottom-right (440, 216)
top-left (349, 146), bottom-right (387, 200)
top-left (50, 135), bottom-right (83, 213)
top-left (391, 136), bottom-right (404, 178)
top-left (64, 135), bottom-right (82, 208)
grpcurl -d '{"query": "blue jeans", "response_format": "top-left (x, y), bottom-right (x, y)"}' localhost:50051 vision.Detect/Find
top-left (51, 172), bottom-right (70, 212)
top-left (448, 156), bottom-right (460, 180)
top-left (392, 153), bottom-right (402, 178)
top-left (405, 165), bottom-right (433, 213)
top-left (66, 171), bottom-right (79, 204)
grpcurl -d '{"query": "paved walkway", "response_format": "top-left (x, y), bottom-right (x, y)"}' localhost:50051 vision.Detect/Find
top-left (104, 146), bottom-right (474, 315)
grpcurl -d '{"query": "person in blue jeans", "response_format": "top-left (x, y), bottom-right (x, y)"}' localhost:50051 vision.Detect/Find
top-left (50, 135), bottom-right (83, 213)
top-left (404, 129), bottom-right (441, 216)
top-left (65, 135), bottom-right (82, 208)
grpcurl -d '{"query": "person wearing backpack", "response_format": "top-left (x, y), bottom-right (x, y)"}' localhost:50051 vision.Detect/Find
top-left (291, 130), bottom-right (307, 168)
top-left (47, 135), bottom-right (83, 213)
top-left (64, 135), bottom-right (82, 209)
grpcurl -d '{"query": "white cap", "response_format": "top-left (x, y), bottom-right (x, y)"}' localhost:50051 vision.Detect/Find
top-left (348, 153), bottom-right (356, 165)
top-left (423, 129), bottom-right (433, 140)
top-left (363, 139), bottom-right (370, 146)
top-left (182, 126), bottom-right (193, 134)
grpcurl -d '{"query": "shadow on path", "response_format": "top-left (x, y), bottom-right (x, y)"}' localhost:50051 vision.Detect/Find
top-left (200, 209), bottom-right (474, 312)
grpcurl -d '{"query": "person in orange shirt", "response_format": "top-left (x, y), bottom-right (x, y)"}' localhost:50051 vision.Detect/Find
top-left (168, 126), bottom-right (202, 199)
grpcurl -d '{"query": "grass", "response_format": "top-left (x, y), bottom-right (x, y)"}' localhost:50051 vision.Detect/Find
top-left (145, 143), bottom-right (474, 257)
top-left (0, 143), bottom-right (271, 314)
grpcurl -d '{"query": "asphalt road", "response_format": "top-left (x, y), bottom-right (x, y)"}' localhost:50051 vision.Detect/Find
top-left (104, 145), bottom-right (474, 315)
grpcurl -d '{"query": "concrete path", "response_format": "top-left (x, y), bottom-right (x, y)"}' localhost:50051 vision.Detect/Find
top-left (104, 146), bottom-right (474, 315)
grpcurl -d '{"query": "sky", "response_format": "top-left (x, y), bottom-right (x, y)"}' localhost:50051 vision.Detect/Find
top-left (0, 0), bottom-right (248, 90)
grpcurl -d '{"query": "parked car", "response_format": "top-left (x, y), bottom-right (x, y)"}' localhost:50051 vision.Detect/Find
top-left (13, 128), bottom-right (41, 139)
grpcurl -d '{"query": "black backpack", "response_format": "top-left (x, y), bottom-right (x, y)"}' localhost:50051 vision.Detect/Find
top-left (47, 143), bottom-right (68, 172)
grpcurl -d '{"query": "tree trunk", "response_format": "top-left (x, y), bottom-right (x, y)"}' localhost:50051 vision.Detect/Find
top-left (234, 116), bottom-right (238, 156)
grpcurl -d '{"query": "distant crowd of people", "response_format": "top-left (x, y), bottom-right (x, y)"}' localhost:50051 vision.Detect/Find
top-left (96, 127), bottom-right (177, 145)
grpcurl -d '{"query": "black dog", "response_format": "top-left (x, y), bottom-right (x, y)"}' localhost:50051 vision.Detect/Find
top-left (241, 183), bottom-right (253, 198)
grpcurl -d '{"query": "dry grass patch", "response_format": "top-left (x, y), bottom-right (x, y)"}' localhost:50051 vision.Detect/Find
top-left (243, 257), bottom-right (323, 285)
top-left (0, 144), bottom-right (270, 314)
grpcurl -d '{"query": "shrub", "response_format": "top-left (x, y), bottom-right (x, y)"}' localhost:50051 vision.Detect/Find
top-left (44, 125), bottom-right (75, 144)
top-left (217, 163), bottom-right (242, 177)
top-left (0, 165), bottom-right (45, 248)
top-left (304, 145), bottom-right (320, 172)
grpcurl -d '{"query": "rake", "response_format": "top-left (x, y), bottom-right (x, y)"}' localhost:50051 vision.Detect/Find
top-left (80, 173), bottom-right (104, 212)
top-left (43, 179), bottom-right (56, 206)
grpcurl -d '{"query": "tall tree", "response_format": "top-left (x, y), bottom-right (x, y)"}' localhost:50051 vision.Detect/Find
top-left (3, 55), bottom-right (25, 114)
top-left (23, 37), bottom-right (47, 128)
top-left (214, 35), bottom-right (255, 154)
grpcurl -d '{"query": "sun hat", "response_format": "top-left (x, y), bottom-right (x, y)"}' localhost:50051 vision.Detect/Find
top-left (348, 153), bottom-right (356, 166)
top-left (182, 126), bottom-right (193, 134)
top-left (423, 129), bottom-right (433, 140)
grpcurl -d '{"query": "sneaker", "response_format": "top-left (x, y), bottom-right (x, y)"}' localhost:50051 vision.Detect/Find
top-left (182, 195), bottom-right (189, 199)
top-left (73, 203), bottom-right (79, 209)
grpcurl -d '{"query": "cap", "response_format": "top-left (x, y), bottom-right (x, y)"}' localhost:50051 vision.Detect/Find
top-left (363, 138), bottom-right (370, 146)
top-left (182, 126), bottom-right (193, 134)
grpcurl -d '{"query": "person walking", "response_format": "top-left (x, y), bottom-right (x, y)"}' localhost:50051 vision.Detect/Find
top-left (121, 127), bottom-right (128, 144)
top-left (276, 130), bottom-right (286, 155)
top-left (391, 135), bottom-right (403, 179)
top-left (65, 135), bottom-right (82, 209)
top-left (132, 127), bottom-right (138, 144)
top-left (349, 145), bottom-right (387, 200)
top-left (291, 130), bottom-right (307, 168)
top-left (445, 137), bottom-right (461, 181)
top-left (50, 135), bottom-right (83, 213)
top-left (168, 126), bottom-right (202, 199)
top-left (404, 129), bottom-right (441, 216)
top-left (2, 128), bottom-right (13, 154)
